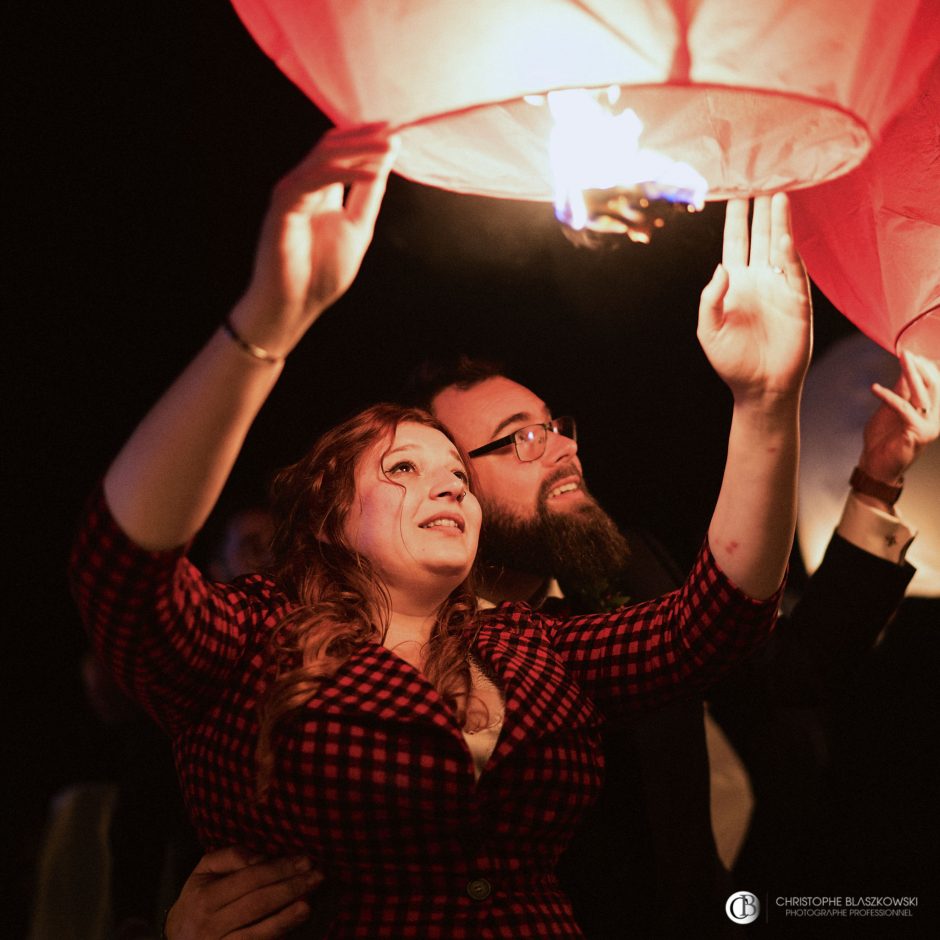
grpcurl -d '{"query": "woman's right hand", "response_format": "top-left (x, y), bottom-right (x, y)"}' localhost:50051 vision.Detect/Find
top-left (231, 125), bottom-right (398, 357)
top-left (698, 194), bottom-right (811, 599)
top-left (697, 194), bottom-right (812, 407)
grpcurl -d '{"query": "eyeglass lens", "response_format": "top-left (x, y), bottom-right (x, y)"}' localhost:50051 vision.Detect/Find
top-left (514, 417), bottom-right (575, 461)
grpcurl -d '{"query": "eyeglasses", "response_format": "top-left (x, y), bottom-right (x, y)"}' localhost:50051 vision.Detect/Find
top-left (467, 416), bottom-right (576, 462)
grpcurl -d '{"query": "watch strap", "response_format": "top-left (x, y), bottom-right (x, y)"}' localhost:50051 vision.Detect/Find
top-left (849, 465), bottom-right (903, 505)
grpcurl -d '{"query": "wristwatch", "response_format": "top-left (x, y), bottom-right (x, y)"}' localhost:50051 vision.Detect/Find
top-left (849, 465), bottom-right (903, 505)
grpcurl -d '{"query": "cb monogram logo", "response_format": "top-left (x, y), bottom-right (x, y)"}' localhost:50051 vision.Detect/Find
top-left (725, 891), bottom-right (761, 925)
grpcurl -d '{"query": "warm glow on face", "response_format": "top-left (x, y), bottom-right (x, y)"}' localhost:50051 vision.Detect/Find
top-left (546, 87), bottom-right (708, 237)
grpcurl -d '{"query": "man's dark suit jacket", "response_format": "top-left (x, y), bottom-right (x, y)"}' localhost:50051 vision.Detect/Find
top-left (556, 532), bottom-right (914, 939)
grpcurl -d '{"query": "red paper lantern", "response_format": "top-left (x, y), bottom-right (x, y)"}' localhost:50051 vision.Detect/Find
top-left (230, 0), bottom-right (939, 355)
top-left (791, 51), bottom-right (940, 359)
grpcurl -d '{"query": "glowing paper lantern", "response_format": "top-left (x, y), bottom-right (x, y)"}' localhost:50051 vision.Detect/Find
top-left (791, 52), bottom-right (940, 359)
top-left (799, 334), bottom-right (940, 597)
top-left (231, 0), bottom-right (936, 202)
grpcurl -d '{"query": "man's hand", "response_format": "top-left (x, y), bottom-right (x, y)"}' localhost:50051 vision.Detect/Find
top-left (164, 847), bottom-right (323, 940)
top-left (859, 351), bottom-right (940, 491)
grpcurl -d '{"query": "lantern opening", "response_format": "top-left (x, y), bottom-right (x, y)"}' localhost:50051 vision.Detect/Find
top-left (545, 88), bottom-right (707, 245)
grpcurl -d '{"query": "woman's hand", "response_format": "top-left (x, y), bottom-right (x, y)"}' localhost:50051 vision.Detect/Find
top-left (702, 193), bottom-right (811, 598)
top-left (103, 126), bottom-right (396, 550)
top-left (232, 125), bottom-right (398, 356)
top-left (697, 194), bottom-right (813, 405)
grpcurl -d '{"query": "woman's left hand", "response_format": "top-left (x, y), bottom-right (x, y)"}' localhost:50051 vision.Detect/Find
top-left (233, 125), bottom-right (399, 355)
top-left (697, 194), bottom-right (813, 405)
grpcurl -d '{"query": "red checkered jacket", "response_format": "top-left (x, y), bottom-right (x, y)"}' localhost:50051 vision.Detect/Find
top-left (70, 491), bottom-right (780, 938)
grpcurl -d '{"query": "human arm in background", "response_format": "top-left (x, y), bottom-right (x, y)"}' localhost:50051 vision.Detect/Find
top-left (713, 352), bottom-right (939, 707)
top-left (858, 351), bottom-right (939, 498)
top-left (836, 351), bottom-right (939, 563)
top-left (705, 353), bottom-right (938, 888)
top-left (793, 352), bottom-right (937, 666)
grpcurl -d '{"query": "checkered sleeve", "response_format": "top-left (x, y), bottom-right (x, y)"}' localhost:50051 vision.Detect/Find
top-left (69, 487), bottom-right (266, 734)
top-left (545, 539), bottom-right (783, 718)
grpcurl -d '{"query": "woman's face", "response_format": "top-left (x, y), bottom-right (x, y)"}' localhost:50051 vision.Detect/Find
top-left (343, 422), bottom-right (481, 604)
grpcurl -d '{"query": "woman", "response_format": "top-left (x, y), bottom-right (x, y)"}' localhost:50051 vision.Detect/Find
top-left (71, 127), bottom-right (812, 937)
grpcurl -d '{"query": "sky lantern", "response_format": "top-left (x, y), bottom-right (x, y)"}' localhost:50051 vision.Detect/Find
top-left (230, 0), bottom-right (939, 353)
top-left (791, 50), bottom-right (940, 360)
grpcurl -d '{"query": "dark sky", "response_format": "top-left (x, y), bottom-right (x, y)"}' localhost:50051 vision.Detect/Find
top-left (11, 0), bottom-right (859, 895)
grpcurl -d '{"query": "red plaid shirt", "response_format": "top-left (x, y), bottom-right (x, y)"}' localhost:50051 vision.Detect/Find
top-left (70, 491), bottom-right (780, 938)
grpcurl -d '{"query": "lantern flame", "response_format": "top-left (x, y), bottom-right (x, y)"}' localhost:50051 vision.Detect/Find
top-left (547, 88), bottom-right (708, 244)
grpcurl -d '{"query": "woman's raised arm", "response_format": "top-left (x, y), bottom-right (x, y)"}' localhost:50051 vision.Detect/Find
top-left (104, 127), bottom-right (397, 550)
top-left (698, 193), bottom-right (813, 598)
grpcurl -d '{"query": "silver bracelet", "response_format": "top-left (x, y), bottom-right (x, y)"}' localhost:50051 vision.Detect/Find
top-left (221, 317), bottom-right (284, 364)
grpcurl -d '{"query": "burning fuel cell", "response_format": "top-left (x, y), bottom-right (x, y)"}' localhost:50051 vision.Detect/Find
top-left (544, 88), bottom-right (708, 245)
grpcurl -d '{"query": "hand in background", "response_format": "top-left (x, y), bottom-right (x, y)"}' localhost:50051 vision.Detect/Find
top-left (859, 351), bottom-right (940, 487)
top-left (164, 847), bottom-right (323, 940)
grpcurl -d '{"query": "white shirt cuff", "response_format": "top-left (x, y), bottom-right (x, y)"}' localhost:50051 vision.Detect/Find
top-left (836, 493), bottom-right (917, 564)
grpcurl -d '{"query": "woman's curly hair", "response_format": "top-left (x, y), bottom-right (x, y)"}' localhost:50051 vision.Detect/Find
top-left (255, 403), bottom-right (478, 794)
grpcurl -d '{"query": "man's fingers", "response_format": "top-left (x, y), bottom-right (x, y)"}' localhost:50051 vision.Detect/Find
top-left (192, 856), bottom-right (315, 915)
top-left (911, 352), bottom-right (940, 390)
top-left (191, 846), bottom-right (263, 878)
top-left (220, 857), bottom-right (318, 899)
top-left (221, 868), bottom-right (324, 936)
top-left (871, 382), bottom-right (923, 424)
top-left (900, 351), bottom-right (934, 411)
top-left (231, 899), bottom-right (313, 940)
top-left (168, 855), bottom-right (320, 939)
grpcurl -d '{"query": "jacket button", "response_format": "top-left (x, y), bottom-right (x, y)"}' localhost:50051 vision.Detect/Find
top-left (466, 877), bottom-right (492, 901)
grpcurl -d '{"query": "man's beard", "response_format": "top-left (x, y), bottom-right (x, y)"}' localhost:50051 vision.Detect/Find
top-left (478, 473), bottom-right (631, 608)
